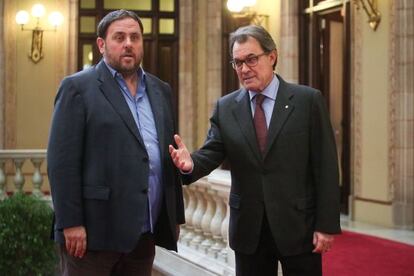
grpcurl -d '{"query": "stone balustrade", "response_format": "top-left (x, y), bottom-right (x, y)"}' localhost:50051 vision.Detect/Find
top-left (0, 149), bottom-right (48, 199)
top-left (0, 149), bottom-right (235, 275)
top-left (154, 169), bottom-right (235, 276)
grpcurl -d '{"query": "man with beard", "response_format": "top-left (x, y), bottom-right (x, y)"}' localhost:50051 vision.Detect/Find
top-left (47, 10), bottom-right (184, 275)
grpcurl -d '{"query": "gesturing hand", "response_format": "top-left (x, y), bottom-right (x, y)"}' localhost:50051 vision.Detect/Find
top-left (63, 226), bottom-right (87, 258)
top-left (169, 134), bottom-right (193, 173)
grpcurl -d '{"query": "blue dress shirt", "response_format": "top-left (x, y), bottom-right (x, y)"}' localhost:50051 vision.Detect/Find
top-left (104, 61), bottom-right (163, 234)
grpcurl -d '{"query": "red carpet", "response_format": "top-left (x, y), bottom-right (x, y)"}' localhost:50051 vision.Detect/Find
top-left (323, 230), bottom-right (414, 276)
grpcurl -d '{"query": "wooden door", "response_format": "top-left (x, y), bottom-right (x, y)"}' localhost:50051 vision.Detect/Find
top-left (300, 2), bottom-right (351, 214)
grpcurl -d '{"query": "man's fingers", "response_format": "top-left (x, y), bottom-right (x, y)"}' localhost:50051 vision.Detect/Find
top-left (169, 144), bottom-right (184, 168)
top-left (170, 151), bottom-right (179, 164)
top-left (74, 238), bottom-right (87, 258)
top-left (63, 226), bottom-right (87, 257)
top-left (66, 239), bottom-right (74, 255)
top-left (169, 145), bottom-right (175, 154)
top-left (169, 145), bottom-right (177, 157)
top-left (65, 239), bottom-right (70, 252)
top-left (170, 134), bottom-right (193, 171)
top-left (312, 232), bottom-right (334, 253)
top-left (313, 247), bottom-right (323, 253)
top-left (74, 241), bottom-right (81, 257)
top-left (312, 240), bottom-right (330, 253)
top-left (70, 236), bottom-right (87, 258)
top-left (312, 242), bottom-right (323, 253)
top-left (174, 134), bottom-right (184, 148)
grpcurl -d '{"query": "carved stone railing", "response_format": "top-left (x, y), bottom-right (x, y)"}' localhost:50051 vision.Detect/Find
top-left (0, 149), bottom-right (48, 200)
top-left (0, 150), bottom-right (235, 275)
top-left (154, 169), bottom-right (235, 276)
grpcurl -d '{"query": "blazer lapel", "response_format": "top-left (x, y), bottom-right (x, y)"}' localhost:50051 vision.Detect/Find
top-left (232, 89), bottom-right (263, 163)
top-left (95, 61), bottom-right (146, 148)
top-left (145, 76), bottom-right (166, 161)
top-left (264, 75), bottom-right (295, 157)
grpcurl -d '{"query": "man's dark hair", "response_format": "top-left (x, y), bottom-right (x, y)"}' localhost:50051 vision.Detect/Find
top-left (229, 25), bottom-right (277, 69)
top-left (97, 10), bottom-right (143, 39)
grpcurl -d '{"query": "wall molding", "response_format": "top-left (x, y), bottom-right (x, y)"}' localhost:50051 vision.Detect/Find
top-left (388, 0), bottom-right (396, 203)
top-left (351, 3), bottom-right (364, 204)
top-left (3, 0), bottom-right (17, 149)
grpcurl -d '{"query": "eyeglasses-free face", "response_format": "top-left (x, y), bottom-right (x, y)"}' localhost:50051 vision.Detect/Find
top-left (97, 17), bottom-right (144, 75)
top-left (230, 52), bottom-right (269, 70)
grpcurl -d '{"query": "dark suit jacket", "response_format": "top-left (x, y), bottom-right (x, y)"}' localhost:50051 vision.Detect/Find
top-left (47, 60), bottom-right (185, 252)
top-left (184, 75), bottom-right (341, 256)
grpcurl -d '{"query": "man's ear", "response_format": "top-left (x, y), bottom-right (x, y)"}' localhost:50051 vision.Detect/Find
top-left (96, 37), bottom-right (105, 54)
top-left (270, 50), bottom-right (278, 68)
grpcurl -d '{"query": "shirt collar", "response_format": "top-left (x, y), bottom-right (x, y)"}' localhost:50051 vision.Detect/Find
top-left (248, 74), bottom-right (279, 101)
top-left (103, 59), bottom-right (146, 82)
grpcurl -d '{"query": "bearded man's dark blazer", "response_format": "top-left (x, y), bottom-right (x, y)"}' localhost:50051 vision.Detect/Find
top-left (48, 60), bottom-right (185, 252)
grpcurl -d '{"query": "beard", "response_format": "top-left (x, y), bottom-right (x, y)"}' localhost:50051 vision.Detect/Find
top-left (105, 47), bottom-right (142, 76)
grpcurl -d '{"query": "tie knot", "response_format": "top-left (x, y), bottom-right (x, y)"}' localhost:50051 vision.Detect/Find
top-left (255, 94), bottom-right (265, 106)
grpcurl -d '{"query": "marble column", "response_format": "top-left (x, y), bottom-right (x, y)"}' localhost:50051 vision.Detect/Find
top-left (391, 0), bottom-right (414, 229)
top-left (278, 0), bottom-right (299, 83)
top-left (178, 0), bottom-right (222, 149)
top-left (179, 0), bottom-right (197, 150)
top-left (205, 0), bottom-right (222, 116)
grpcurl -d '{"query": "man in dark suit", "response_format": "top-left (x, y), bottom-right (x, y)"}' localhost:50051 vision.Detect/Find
top-left (47, 10), bottom-right (184, 275)
top-left (170, 25), bottom-right (341, 275)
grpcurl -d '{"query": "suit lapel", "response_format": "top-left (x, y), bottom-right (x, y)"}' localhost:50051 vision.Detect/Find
top-left (263, 76), bottom-right (295, 157)
top-left (95, 61), bottom-right (146, 148)
top-left (145, 76), bottom-right (166, 161)
top-left (232, 89), bottom-right (263, 163)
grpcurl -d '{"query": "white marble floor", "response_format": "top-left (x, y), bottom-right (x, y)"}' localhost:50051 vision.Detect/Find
top-left (340, 215), bottom-right (414, 246)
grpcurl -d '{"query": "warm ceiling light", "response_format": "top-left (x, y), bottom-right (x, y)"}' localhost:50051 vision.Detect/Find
top-left (16, 10), bottom-right (30, 25)
top-left (227, 0), bottom-right (243, 13)
top-left (16, 3), bottom-right (64, 63)
top-left (31, 3), bottom-right (46, 18)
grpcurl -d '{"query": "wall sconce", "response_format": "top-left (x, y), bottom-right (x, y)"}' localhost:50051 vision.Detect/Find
top-left (226, 0), bottom-right (268, 27)
top-left (353, 0), bottom-right (381, 31)
top-left (15, 4), bottom-right (63, 63)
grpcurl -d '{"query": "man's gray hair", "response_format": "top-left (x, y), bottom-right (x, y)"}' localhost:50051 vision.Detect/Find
top-left (229, 25), bottom-right (277, 69)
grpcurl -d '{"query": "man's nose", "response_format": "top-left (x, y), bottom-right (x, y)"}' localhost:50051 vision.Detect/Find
top-left (240, 62), bottom-right (250, 73)
top-left (124, 37), bottom-right (133, 47)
